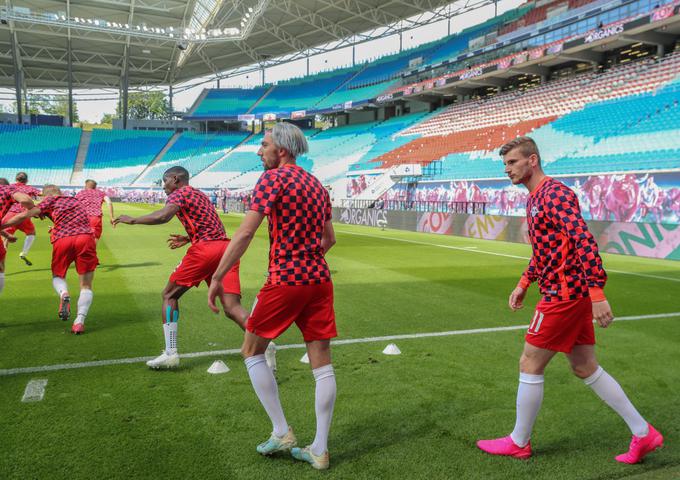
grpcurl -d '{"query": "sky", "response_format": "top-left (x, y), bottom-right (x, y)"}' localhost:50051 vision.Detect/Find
top-left (0, 0), bottom-right (525, 123)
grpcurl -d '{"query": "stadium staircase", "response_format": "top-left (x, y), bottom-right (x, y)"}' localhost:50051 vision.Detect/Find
top-left (131, 131), bottom-right (182, 184)
top-left (70, 130), bottom-right (92, 185)
top-left (352, 168), bottom-right (399, 201)
top-left (245, 85), bottom-right (276, 114)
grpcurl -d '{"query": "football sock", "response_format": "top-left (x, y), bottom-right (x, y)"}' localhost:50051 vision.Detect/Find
top-left (584, 366), bottom-right (648, 437)
top-left (163, 306), bottom-right (179, 354)
top-left (244, 354), bottom-right (288, 438)
top-left (52, 277), bottom-right (69, 298)
top-left (21, 234), bottom-right (35, 255)
top-left (0, 272), bottom-right (5, 295)
top-left (510, 373), bottom-right (544, 448)
top-left (75, 289), bottom-right (93, 325)
top-left (311, 364), bottom-right (336, 456)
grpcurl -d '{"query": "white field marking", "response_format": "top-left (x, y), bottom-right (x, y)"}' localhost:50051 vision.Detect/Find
top-left (1, 312), bottom-right (678, 378)
top-left (335, 229), bottom-right (680, 283)
top-left (21, 379), bottom-right (48, 402)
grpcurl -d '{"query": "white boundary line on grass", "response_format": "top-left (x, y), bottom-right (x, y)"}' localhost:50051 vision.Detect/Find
top-left (1, 312), bottom-right (678, 378)
top-left (335, 229), bottom-right (680, 283)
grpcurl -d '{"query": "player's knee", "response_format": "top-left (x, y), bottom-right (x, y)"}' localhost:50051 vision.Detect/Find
top-left (519, 354), bottom-right (544, 375)
top-left (571, 361), bottom-right (598, 379)
top-left (240, 343), bottom-right (256, 359)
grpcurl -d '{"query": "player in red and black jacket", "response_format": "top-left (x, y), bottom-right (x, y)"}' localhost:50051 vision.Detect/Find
top-left (1, 172), bottom-right (41, 266)
top-left (114, 166), bottom-right (251, 370)
top-left (476, 137), bottom-right (663, 464)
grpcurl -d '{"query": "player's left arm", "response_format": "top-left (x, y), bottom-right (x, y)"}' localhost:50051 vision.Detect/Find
top-left (321, 220), bottom-right (336, 254)
top-left (114, 204), bottom-right (179, 226)
top-left (548, 186), bottom-right (613, 327)
top-left (208, 210), bottom-right (265, 313)
top-left (104, 196), bottom-right (115, 228)
top-left (0, 193), bottom-right (39, 230)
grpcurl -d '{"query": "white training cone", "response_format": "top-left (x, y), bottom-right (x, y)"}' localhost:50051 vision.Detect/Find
top-left (382, 343), bottom-right (401, 355)
top-left (207, 360), bottom-right (230, 374)
top-left (300, 352), bottom-right (310, 364)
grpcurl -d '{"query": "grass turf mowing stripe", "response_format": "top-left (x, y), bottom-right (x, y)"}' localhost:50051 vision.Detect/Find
top-left (335, 229), bottom-right (680, 283)
top-left (1, 311), bottom-right (678, 378)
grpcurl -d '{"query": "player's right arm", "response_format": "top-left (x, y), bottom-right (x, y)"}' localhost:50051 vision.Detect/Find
top-left (167, 234), bottom-right (190, 249)
top-left (0, 192), bottom-right (38, 229)
top-left (113, 204), bottom-right (179, 226)
top-left (509, 256), bottom-right (537, 311)
top-left (321, 220), bottom-right (336, 254)
top-left (104, 196), bottom-right (115, 228)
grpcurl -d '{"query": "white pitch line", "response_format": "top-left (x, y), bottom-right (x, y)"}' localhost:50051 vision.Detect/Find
top-left (21, 379), bottom-right (48, 402)
top-left (1, 312), bottom-right (678, 378)
top-left (336, 229), bottom-right (680, 283)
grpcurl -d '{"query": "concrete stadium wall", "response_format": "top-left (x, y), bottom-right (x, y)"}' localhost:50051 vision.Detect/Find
top-left (333, 207), bottom-right (680, 260)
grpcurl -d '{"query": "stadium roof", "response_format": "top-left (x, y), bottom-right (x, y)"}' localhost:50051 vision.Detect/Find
top-left (0, 0), bottom-right (491, 89)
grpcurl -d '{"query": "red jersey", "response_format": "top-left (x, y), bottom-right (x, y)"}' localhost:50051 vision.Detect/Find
top-left (0, 185), bottom-right (17, 219)
top-left (166, 185), bottom-right (227, 244)
top-left (75, 188), bottom-right (107, 217)
top-left (250, 164), bottom-right (331, 286)
top-left (519, 177), bottom-right (606, 302)
top-left (38, 196), bottom-right (93, 243)
top-left (8, 183), bottom-right (40, 213)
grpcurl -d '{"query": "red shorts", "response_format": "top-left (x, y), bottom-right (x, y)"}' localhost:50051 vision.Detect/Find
top-left (525, 296), bottom-right (595, 353)
top-left (89, 216), bottom-right (103, 239)
top-left (169, 240), bottom-right (240, 295)
top-left (0, 240), bottom-right (5, 263)
top-left (51, 234), bottom-right (99, 278)
top-left (247, 282), bottom-right (336, 342)
top-left (2, 212), bottom-right (35, 235)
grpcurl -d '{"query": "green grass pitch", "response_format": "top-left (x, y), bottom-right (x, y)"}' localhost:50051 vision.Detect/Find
top-left (1, 203), bottom-right (679, 479)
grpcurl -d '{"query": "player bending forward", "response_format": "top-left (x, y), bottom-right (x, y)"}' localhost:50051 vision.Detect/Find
top-left (6, 185), bottom-right (98, 334)
top-left (0, 179), bottom-right (37, 298)
top-left (1, 172), bottom-right (40, 266)
top-left (208, 123), bottom-right (337, 470)
top-left (477, 137), bottom-right (663, 463)
top-left (114, 166), bottom-right (267, 370)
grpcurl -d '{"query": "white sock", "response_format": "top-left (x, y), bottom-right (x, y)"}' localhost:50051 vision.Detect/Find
top-left (0, 272), bottom-right (5, 295)
top-left (245, 354), bottom-right (288, 437)
top-left (163, 323), bottom-right (178, 354)
top-left (311, 364), bottom-right (336, 456)
top-left (21, 234), bottom-right (35, 255)
top-left (52, 277), bottom-right (69, 298)
top-left (75, 289), bottom-right (93, 325)
top-left (584, 366), bottom-right (649, 437)
top-left (510, 373), bottom-right (544, 448)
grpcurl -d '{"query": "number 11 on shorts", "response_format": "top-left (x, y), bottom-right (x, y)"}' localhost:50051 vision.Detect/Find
top-left (528, 310), bottom-right (545, 334)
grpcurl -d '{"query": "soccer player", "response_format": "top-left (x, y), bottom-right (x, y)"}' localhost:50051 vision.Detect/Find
top-left (0, 178), bottom-right (37, 297)
top-left (1, 172), bottom-right (40, 266)
top-left (7, 185), bottom-right (98, 334)
top-left (208, 123), bottom-right (337, 470)
top-left (113, 166), bottom-right (253, 370)
top-left (75, 179), bottom-right (115, 242)
top-left (477, 137), bottom-right (663, 464)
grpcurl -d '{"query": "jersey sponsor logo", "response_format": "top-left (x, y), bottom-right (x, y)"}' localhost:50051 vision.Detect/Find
top-left (531, 205), bottom-right (539, 217)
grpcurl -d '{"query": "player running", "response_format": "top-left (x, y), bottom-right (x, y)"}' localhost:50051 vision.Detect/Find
top-left (1, 172), bottom-right (40, 266)
top-left (5, 185), bottom-right (98, 334)
top-left (0, 178), bottom-right (37, 298)
top-left (114, 166), bottom-right (255, 370)
top-left (208, 123), bottom-right (337, 470)
top-left (75, 179), bottom-right (115, 243)
top-left (477, 137), bottom-right (663, 464)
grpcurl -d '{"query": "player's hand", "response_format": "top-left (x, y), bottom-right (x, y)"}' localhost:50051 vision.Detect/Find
top-left (207, 279), bottom-right (223, 314)
top-left (110, 218), bottom-right (116, 229)
top-left (5, 234), bottom-right (17, 243)
top-left (167, 234), bottom-right (189, 249)
top-left (593, 300), bottom-right (614, 328)
top-left (113, 215), bottom-right (135, 225)
top-left (509, 287), bottom-right (527, 311)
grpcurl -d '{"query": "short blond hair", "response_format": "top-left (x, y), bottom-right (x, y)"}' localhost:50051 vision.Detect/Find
top-left (499, 136), bottom-right (541, 163)
top-left (42, 184), bottom-right (62, 196)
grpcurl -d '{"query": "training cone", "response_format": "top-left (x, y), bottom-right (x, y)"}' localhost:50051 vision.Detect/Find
top-left (382, 343), bottom-right (401, 355)
top-left (300, 353), bottom-right (310, 364)
top-left (207, 360), bottom-right (230, 374)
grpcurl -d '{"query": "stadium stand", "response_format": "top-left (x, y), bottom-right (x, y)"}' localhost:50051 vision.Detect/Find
top-left (187, 87), bottom-right (268, 118)
top-left (134, 131), bottom-right (249, 185)
top-left (81, 129), bottom-right (174, 185)
top-left (0, 125), bottom-right (80, 185)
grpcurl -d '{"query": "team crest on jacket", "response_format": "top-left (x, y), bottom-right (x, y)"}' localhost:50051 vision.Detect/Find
top-left (530, 205), bottom-right (539, 217)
